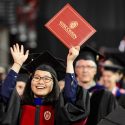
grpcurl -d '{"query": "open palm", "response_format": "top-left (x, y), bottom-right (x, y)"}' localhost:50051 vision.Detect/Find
top-left (10, 44), bottom-right (29, 66)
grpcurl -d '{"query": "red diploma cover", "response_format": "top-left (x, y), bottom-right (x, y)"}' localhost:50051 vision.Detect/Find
top-left (45, 3), bottom-right (96, 48)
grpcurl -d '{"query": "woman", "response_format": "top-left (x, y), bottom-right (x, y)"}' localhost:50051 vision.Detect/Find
top-left (1, 44), bottom-right (90, 125)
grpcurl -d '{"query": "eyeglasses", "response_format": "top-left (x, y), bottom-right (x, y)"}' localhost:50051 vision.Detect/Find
top-left (32, 75), bottom-right (53, 83)
top-left (76, 65), bottom-right (96, 70)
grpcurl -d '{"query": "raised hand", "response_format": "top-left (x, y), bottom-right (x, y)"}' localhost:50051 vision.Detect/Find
top-left (67, 46), bottom-right (80, 62)
top-left (10, 43), bottom-right (29, 66)
top-left (10, 43), bottom-right (29, 73)
top-left (66, 46), bottom-right (80, 73)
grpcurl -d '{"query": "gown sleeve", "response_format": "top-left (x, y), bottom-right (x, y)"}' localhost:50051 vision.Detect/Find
top-left (63, 73), bottom-right (78, 103)
top-left (55, 73), bottom-right (90, 125)
top-left (1, 69), bottom-right (18, 103)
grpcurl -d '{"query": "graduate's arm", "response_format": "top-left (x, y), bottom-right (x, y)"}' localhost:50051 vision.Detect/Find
top-left (64, 73), bottom-right (78, 103)
top-left (64, 46), bottom-right (80, 103)
top-left (1, 44), bottom-right (29, 102)
top-left (1, 70), bottom-right (18, 103)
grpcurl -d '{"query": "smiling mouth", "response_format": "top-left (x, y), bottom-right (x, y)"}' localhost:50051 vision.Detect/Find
top-left (36, 86), bottom-right (46, 89)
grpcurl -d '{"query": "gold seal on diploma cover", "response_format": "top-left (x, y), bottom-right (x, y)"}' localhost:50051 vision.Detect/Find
top-left (69, 21), bottom-right (78, 29)
top-left (44, 111), bottom-right (51, 120)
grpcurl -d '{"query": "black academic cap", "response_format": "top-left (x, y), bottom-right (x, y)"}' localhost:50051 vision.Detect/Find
top-left (74, 45), bottom-right (104, 65)
top-left (17, 67), bottom-right (30, 83)
top-left (97, 106), bottom-right (125, 125)
top-left (19, 66), bottom-right (30, 75)
top-left (17, 73), bottom-right (29, 83)
top-left (103, 52), bottom-right (125, 72)
top-left (24, 51), bottom-right (66, 81)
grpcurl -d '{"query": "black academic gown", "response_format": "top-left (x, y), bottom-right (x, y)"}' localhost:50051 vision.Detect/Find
top-left (0, 89), bottom-right (21, 125)
top-left (97, 106), bottom-right (125, 125)
top-left (0, 102), bottom-right (6, 123)
top-left (55, 86), bottom-right (90, 125)
top-left (1, 86), bottom-right (90, 125)
top-left (115, 90), bottom-right (125, 109)
top-left (86, 86), bottom-right (118, 125)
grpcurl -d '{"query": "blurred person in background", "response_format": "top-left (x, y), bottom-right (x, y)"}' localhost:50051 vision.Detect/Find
top-left (99, 51), bottom-right (125, 89)
top-left (16, 72), bottom-right (29, 96)
top-left (73, 45), bottom-right (117, 125)
top-left (98, 55), bottom-right (125, 125)
top-left (101, 57), bottom-right (125, 108)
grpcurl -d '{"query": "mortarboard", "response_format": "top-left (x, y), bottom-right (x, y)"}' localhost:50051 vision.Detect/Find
top-left (97, 106), bottom-right (125, 125)
top-left (102, 52), bottom-right (125, 73)
top-left (17, 67), bottom-right (30, 83)
top-left (74, 45), bottom-right (104, 65)
top-left (24, 51), bottom-right (66, 81)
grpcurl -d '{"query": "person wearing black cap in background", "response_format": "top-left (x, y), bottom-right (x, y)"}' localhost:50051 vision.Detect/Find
top-left (98, 54), bottom-right (125, 125)
top-left (73, 45), bottom-right (118, 125)
top-left (1, 44), bottom-right (90, 125)
top-left (104, 52), bottom-right (125, 89)
top-left (16, 70), bottom-right (29, 96)
top-left (100, 56), bottom-right (125, 108)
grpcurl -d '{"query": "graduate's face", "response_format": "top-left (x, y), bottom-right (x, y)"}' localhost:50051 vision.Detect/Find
top-left (31, 70), bottom-right (54, 98)
top-left (75, 59), bottom-right (97, 85)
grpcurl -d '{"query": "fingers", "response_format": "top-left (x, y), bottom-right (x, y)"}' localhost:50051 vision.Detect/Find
top-left (11, 43), bottom-right (19, 53)
top-left (20, 45), bottom-right (24, 54)
top-left (75, 46), bottom-right (80, 51)
top-left (16, 43), bottom-right (20, 53)
top-left (11, 43), bottom-right (27, 54)
top-left (10, 47), bottom-right (14, 55)
top-left (69, 46), bottom-right (80, 53)
top-left (70, 46), bottom-right (80, 51)
top-left (13, 44), bottom-right (17, 53)
top-left (25, 50), bottom-right (29, 57)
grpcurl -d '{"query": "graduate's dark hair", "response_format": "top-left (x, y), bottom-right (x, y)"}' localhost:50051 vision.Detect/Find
top-left (22, 64), bottom-right (60, 105)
